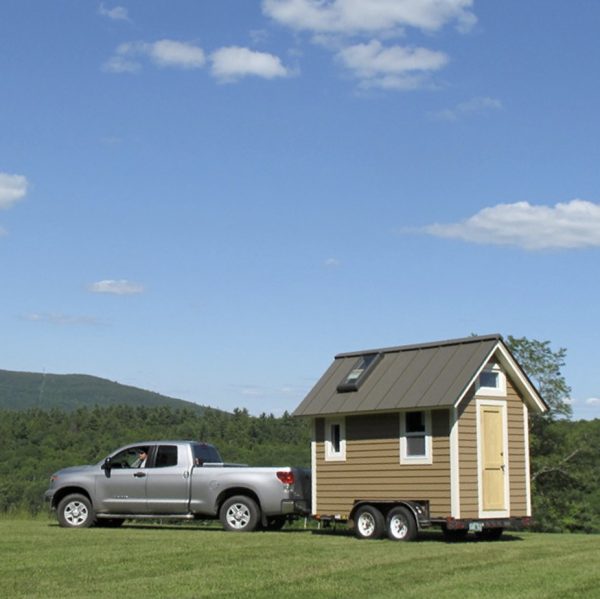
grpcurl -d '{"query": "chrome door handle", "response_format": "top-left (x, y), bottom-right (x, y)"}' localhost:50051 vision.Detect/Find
top-left (134, 472), bottom-right (146, 478)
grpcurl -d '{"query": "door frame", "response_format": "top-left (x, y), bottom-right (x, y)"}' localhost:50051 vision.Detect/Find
top-left (476, 398), bottom-right (510, 518)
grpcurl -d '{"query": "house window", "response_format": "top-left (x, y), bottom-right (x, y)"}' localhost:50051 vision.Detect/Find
top-left (325, 417), bottom-right (346, 461)
top-left (477, 363), bottom-right (506, 397)
top-left (400, 411), bottom-right (432, 465)
top-left (337, 353), bottom-right (382, 393)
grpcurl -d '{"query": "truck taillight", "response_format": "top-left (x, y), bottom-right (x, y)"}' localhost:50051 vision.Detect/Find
top-left (276, 471), bottom-right (294, 485)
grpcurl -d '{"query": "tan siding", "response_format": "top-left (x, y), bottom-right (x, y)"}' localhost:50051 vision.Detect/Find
top-left (458, 390), bottom-right (479, 518)
top-left (506, 376), bottom-right (528, 516)
top-left (315, 410), bottom-right (452, 518)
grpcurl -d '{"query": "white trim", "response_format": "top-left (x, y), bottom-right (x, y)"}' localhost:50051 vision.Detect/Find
top-left (450, 407), bottom-right (461, 519)
top-left (400, 410), bottom-right (432, 465)
top-left (495, 343), bottom-right (547, 413)
top-left (324, 417), bottom-right (346, 461)
top-left (476, 399), bottom-right (510, 519)
top-left (311, 419), bottom-right (317, 516)
top-left (523, 403), bottom-right (532, 517)
top-left (454, 341), bottom-right (547, 414)
top-left (454, 344), bottom-right (498, 408)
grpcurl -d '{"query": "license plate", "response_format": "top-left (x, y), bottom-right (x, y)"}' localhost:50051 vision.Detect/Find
top-left (469, 522), bottom-right (484, 532)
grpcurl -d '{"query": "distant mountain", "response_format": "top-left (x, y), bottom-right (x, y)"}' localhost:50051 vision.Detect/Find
top-left (0, 369), bottom-right (213, 413)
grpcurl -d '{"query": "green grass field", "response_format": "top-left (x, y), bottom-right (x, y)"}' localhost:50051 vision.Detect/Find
top-left (1, 518), bottom-right (599, 598)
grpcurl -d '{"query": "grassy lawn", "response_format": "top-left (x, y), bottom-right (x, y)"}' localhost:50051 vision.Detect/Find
top-left (1, 518), bottom-right (599, 598)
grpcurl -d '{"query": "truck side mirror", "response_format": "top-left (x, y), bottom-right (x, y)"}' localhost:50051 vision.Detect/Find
top-left (102, 457), bottom-right (113, 470)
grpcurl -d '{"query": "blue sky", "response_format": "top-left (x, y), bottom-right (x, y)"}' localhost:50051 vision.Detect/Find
top-left (2, 1), bottom-right (599, 419)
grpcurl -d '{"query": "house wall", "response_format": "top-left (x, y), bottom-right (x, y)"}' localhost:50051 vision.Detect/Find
top-left (457, 375), bottom-right (530, 519)
top-left (314, 410), bottom-right (452, 519)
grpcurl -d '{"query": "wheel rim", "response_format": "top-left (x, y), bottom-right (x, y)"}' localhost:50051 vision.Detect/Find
top-left (226, 503), bottom-right (251, 529)
top-left (389, 515), bottom-right (408, 539)
top-left (64, 500), bottom-right (89, 526)
top-left (357, 512), bottom-right (376, 537)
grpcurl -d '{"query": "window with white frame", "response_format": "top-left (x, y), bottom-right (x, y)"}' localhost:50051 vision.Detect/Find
top-left (400, 411), bottom-right (432, 465)
top-left (324, 417), bottom-right (346, 461)
top-left (476, 362), bottom-right (506, 397)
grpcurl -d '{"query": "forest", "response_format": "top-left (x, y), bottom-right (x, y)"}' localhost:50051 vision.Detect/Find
top-left (0, 336), bottom-right (598, 533)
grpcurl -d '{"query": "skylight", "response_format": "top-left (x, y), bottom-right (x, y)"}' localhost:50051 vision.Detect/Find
top-left (337, 353), bottom-right (382, 393)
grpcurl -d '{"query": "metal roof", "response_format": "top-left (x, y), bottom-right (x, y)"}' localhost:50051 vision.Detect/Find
top-left (293, 334), bottom-right (546, 417)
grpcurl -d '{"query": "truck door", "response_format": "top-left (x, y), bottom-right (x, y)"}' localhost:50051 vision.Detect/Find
top-left (95, 445), bottom-right (151, 513)
top-left (145, 444), bottom-right (191, 514)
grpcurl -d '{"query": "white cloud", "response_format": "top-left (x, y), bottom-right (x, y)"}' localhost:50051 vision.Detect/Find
top-left (88, 279), bottom-right (145, 295)
top-left (423, 199), bottom-right (600, 250)
top-left (0, 173), bottom-right (28, 209)
top-left (263, 0), bottom-right (476, 35)
top-left (431, 96), bottom-right (503, 121)
top-left (586, 397), bottom-right (600, 406)
top-left (211, 47), bottom-right (289, 81)
top-left (324, 257), bottom-right (341, 267)
top-left (98, 3), bottom-right (130, 22)
top-left (148, 40), bottom-right (206, 69)
top-left (23, 312), bottom-right (103, 326)
top-left (263, 1), bottom-right (471, 92)
top-left (337, 40), bottom-right (447, 89)
top-left (104, 40), bottom-right (205, 73)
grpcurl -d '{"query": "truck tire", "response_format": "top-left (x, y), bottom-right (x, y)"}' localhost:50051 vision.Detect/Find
top-left (386, 506), bottom-right (417, 541)
top-left (354, 505), bottom-right (385, 540)
top-left (220, 495), bottom-right (260, 532)
top-left (57, 494), bottom-right (95, 528)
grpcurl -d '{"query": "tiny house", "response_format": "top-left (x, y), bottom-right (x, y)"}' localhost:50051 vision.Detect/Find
top-left (293, 334), bottom-right (547, 541)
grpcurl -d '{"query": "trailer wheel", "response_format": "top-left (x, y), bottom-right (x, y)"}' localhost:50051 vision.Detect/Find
top-left (354, 505), bottom-right (385, 540)
top-left (386, 506), bottom-right (417, 541)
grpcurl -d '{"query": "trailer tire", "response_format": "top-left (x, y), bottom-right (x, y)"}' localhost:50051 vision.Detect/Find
top-left (220, 495), bottom-right (260, 532)
top-left (354, 505), bottom-right (385, 540)
top-left (386, 506), bottom-right (417, 541)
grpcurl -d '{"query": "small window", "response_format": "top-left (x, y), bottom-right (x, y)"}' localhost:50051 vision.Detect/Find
top-left (325, 417), bottom-right (346, 461)
top-left (192, 443), bottom-right (222, 465)
top-left (479, 370), bottom-right (499, 388)
top-left (153, 445), bottom-right (178, 468)
top-left (477, 363), bottom-right (506, 397)
top-left (337, 353), bottom-right (382, 393)
top-left (400, 411), bottom-right (432, 465)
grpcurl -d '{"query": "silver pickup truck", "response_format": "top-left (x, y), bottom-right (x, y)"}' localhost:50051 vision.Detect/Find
top-left (45, 440), bottom-right (311, 532)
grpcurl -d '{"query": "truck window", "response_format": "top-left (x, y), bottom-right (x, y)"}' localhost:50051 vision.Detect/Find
top-left (192, 444), bottom-right (221, 465)
top-left (154, 445), bottom-right (178, 468)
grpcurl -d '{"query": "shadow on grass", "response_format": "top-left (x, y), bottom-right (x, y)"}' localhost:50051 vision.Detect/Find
top-left (309, 527), bottom-right (524, 543)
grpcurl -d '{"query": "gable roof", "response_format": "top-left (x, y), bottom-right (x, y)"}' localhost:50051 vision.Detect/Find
top-left (293, 334), bottom-right (547, 417)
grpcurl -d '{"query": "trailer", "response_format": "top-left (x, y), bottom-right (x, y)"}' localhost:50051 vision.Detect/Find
top-left (293, 335), bottom-right (547, 541)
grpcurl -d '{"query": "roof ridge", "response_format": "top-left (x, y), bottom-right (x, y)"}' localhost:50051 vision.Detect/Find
top-left (335, 334), bottom-right (502, 359)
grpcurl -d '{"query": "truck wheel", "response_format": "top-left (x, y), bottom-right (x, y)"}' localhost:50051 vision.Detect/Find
top-left (354, 505), bottom-right (385, 540)
top-left (386, 506), bottom-right (417, 541)
top-left (57, 494), bottom-right (95, 528)
top-left (220, 495), bottom-right (260, 532)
